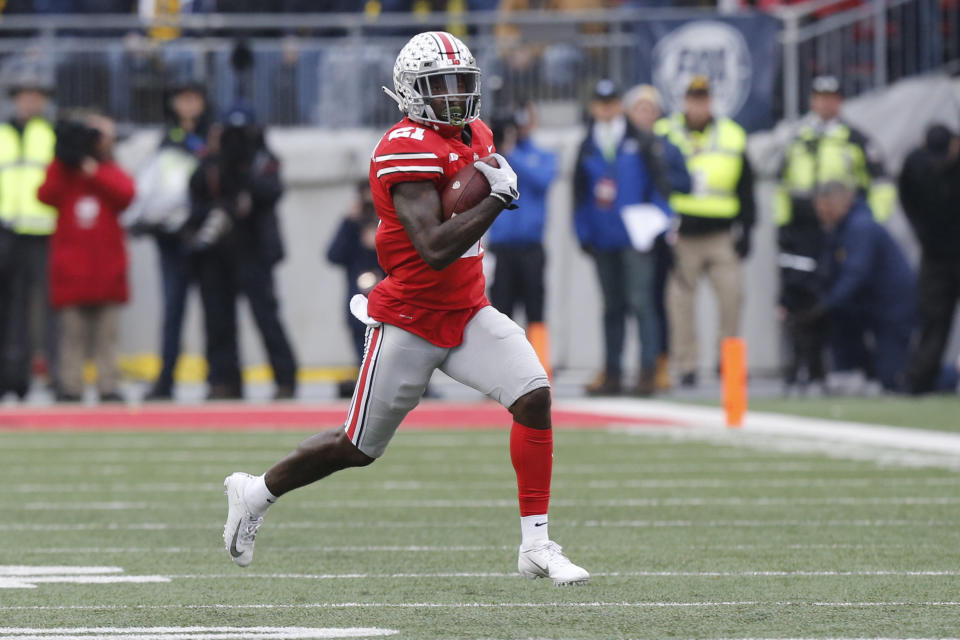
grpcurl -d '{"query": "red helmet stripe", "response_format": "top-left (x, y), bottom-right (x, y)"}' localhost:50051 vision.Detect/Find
top-left (433, 31), bottom-right (459, 62)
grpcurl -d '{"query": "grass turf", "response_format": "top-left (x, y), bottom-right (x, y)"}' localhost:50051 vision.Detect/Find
top-left (1, 426), bottom-right (959, 638)
top-left (745, 395), bottom-right (960, 432)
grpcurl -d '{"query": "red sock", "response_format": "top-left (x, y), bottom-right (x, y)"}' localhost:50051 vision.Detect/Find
top-left (510, 421), bottom-right (552, 517)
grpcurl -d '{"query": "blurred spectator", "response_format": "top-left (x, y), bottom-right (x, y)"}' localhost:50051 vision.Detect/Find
top-left (623, 83), bottom-right (690, 392)
top-left (774, 75), bottom-right (894, 391)
top-left (655, 75), bottom-right (754, 388)
top-left (38, 112), bottom-right (135, 403)
top-left (0, 66), bottom-right (57, 399)
top-left (366, 0), bottom-right (468, 37)
top-left (574, 80), bottom-right (671, 397)
top-left (187, 104), bottom-right (298, 400)
top-left (623, 84), bottom-right (690, 195)
top-left (326, 180), bottom-right (384, 397)
top-left (803, 181), bottom-right (915, 392)
top-left (494, 0), bottom-right (608, 105)
top-left (123, 80), bottom-right (210, 400)
top-left (487, 103), bottom-right (557, 377)
top-left (900, 125), bottom-right (960, 394)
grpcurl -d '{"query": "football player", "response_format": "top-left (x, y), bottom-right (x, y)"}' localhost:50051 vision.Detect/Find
top-left (223, 31), bottom-right (589, 586)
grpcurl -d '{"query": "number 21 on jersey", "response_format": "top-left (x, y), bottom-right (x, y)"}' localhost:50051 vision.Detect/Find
top-left (388, 126), bottom-right (426, 142)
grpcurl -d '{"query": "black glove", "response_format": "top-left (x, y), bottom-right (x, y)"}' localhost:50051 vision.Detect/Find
top-left (734, 227), bottom-right (752, 259)
top-left (792, 303), bottom-right (828, 326)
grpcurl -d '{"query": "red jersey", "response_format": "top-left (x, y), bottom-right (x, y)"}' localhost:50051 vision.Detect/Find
top-left (367, 117), bottom-right (496, 347)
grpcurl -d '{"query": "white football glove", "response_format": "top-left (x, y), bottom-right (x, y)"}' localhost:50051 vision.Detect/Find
top-left (474, 153), bottom-right (520, 207)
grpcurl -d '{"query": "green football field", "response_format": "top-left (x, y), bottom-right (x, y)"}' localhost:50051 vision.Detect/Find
top-left (2, 423), bottom-right (960, 639)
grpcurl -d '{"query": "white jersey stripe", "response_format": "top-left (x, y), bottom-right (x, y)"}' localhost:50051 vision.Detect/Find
top-left (344, 327), bottom-right (377, 430)
top-left (353, 328), bottom-right (386, 447)
top-left (374, 153), bottom-right (438, 162)
top-left (346, 326), bottom-right (384, 446)
top-left (376, 166), bottom-right (443, 178)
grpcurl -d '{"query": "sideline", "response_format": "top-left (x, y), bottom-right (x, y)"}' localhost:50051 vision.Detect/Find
top-left (559, 398), bottom-right (960, 457)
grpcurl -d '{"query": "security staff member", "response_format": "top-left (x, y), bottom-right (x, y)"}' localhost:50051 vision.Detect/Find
top-left (655, 76), bottom-right (755, 388)
top-left (0, 67), bottom-right (56, 399)
top-left (775, 75), bottom-right (895, 390)
top-left (776, 75), bottom-right (895, 230)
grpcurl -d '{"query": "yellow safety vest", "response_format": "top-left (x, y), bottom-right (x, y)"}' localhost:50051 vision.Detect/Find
top-left (0, 118), bottom-right (56, 236)
top-left (775, 119), bottom-right (896, 225)
top-left (654, 113), bottom-right (746, 219)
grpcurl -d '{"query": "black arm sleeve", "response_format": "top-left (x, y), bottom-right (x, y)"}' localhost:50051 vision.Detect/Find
top-left (572, 135), bottom-right (591, 213)
top-left (737, 153), bottom-right (757, 229)
top-left (848, 126), bottom-right (886, 179)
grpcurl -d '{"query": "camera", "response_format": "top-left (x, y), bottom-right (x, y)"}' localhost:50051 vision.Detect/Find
top-left (54, 119), bottom-right (101, 168)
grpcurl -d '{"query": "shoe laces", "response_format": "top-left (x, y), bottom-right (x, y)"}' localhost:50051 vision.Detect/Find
top-left (532, 540), bottom-right (571, 566)
top-left (239, 514), bottom-right (263, 544)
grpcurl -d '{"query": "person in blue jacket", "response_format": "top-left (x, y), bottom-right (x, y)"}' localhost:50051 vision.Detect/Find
top-left (573, 79), bottom-right (673, 397)
top-left (803, 180), bottom-right (916, 391)
top-left (487, 104), bottom-right (557, 376)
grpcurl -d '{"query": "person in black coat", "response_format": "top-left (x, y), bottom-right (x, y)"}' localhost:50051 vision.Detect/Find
top-left (900, 124), bottom-right (960, 394)
top-left (188, 104), bottom-right (298, 400)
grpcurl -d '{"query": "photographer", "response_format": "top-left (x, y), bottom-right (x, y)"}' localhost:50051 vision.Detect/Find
top-left (187, 104), bottom-right (298, 400)
top-left (38, 112), bottom-right (135, 402)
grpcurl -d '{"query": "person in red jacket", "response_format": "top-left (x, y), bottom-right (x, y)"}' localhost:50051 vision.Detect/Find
top-left (38, 112), bottom-right (135, 403)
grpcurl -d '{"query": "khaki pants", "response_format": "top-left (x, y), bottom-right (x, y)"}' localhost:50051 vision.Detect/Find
top-left (59, 305), bottom-right (120, 396)
top-left (667, 230), bottom-right (743, 375)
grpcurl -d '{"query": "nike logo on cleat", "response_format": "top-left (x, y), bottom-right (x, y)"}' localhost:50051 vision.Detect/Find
top-left (229, 527), bottom-right (243, 558)
top-left (534, 522), bottom-right (547, 527)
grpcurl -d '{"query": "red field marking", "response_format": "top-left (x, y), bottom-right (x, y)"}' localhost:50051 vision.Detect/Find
top-left (0, 401), bottom-right (682, 432)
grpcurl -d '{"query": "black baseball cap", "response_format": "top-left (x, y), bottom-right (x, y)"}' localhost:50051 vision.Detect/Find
top-left (593, 79), bottom-right (621, 101)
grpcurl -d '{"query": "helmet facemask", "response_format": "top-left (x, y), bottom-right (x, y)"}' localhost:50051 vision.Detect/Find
top-left (407, 68), bottom-right (480, 128)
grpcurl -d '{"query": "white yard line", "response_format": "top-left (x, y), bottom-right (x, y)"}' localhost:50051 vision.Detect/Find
top-left (0, 628), bottom-right (397, 640)
top-left (154, 570), bottom-right (960, 579)
top-left (562, 398), bottom-right (960, 454)
top-left (6, 543), bottom-right (942, 554)
top-left (0, 567), bottom-right (170, 590)
top-left (3, 602), bottom-right (960, 612)
top-left (0, 518), bottom-right (955, 533)
top-left (15, 496), bottom-right (960, 511)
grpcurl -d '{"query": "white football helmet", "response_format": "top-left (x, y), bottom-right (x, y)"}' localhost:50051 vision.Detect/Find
top-left (384, 31), bottom-right (481, 128)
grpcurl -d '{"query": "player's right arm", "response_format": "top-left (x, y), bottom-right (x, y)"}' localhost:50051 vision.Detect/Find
top-left (392, 180), bottom-right (505, 271)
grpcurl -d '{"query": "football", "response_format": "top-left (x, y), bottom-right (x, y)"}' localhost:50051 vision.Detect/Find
top-left (440, 155), bottom-right (498, 221)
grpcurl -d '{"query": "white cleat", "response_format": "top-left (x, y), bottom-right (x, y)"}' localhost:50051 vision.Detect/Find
top-left (223, 472), bottom-right (264, 568)
top-left (518, 540), bottom-right (590, 586)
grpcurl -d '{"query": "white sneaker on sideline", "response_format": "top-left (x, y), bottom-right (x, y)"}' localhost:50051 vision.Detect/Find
top-left (518, 540), bottom-right (589, 586)
top-left (223, 472), bottom-right (264, 567)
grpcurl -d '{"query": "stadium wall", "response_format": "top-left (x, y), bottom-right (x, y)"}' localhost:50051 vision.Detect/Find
top-left (115, 75), bottom-right (960, 380)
